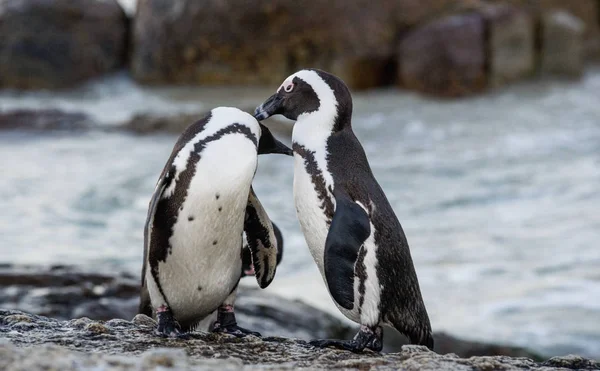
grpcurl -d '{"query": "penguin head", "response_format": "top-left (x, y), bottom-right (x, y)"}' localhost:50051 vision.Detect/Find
top-left (254, 69), bottom-right (352, 130)
top-left (206, 107), bottom-right (291, 156)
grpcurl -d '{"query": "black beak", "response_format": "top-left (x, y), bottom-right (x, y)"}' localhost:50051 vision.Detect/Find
top-left (254, 94), bottom-right (282, 121)
top-left (258, 123), bottom-right (292, 156)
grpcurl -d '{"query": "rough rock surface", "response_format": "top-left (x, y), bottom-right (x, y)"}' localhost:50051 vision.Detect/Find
top-left (482, 5), bottom-right (535, 87)
top-left (541, 11), bottom-right (586, 77)
top-left (0, 0), bottom-right (128, 89)
top-left (0, 264), bottom-right (544, 359)
top-left (1, 309), bottom-right (598, 370)
top-left (398, 12), bottom-right (486, 97)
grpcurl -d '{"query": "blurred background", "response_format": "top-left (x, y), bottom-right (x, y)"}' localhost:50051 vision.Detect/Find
top-left (0, 0), bottom-right (599, 361)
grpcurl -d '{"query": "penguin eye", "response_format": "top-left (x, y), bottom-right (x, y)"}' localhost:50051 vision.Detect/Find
top-left (284, 82), bottom-right (294, 93)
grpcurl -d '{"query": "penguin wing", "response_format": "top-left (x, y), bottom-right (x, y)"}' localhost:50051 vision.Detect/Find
top-left (324, 193), bottom-right (371, 310)
top-left (140, 168), bottom-right (171, 312)
top-left (244, 187), bottom-right (278, 289)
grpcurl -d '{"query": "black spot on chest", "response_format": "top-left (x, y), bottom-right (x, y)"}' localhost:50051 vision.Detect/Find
top-left (293, 143), bottom-right (335, 223)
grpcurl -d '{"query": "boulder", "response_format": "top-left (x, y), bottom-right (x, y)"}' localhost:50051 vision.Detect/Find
top-left (481, 5), bottom-right (535, 87)
top-left (131, 0), bottom-right (397, 90)
top-left (398, 13), bottom-right (486, 97)
top-left (540, 11), bottom-right (586, 76)
top-left (488, 0), bottom-right (600, 58)
top-left (1, 309), bottom-right (598, 370)
top-left (0, 0), bottom-right (128, 89)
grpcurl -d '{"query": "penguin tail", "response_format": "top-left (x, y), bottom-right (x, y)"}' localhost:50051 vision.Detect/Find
top-left (406, 327), bottom-right (434, 351)
top-left (421, 331), bottom-right (434, 351)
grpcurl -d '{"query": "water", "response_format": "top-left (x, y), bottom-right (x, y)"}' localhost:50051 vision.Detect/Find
top-left (1, 70), bottom-right (599, 359)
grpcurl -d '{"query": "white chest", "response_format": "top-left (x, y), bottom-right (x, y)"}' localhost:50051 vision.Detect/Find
top-left (157, 135), bottom-right (257, 320)
top-left (292, 153), bottom-right (331, 277)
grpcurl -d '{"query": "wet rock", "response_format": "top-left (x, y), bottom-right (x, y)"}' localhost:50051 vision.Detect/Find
top-left (0, 109), bottom-right (95, 131)
top-left (398, 13), bottom-right (486, 97)
top-left (0, 0), bottom-right (128, 89)
top-left (543, 354), bottom-right (600, 369)
top-left (131, 0), bottom-right (397, 90)
top-left (1, 310), bottom-right (597, 370)
top-left (0, 264), bottom-right (139, 321)
top-left (482, 5), bottom-right (535, 87)
top-left (0, 265), bottom-right (545, 360)
top-left (541, 11), bottom-right (586, 77)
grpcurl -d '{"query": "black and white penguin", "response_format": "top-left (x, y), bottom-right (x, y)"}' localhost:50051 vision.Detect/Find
top-left (254, 69), bottom-right (433, 352)
top-left (138, 106), bottom-right (291, 337)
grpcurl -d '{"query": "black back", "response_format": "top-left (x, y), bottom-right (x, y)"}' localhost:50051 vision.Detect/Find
top-left (327, 127), bottom-right (433, 347)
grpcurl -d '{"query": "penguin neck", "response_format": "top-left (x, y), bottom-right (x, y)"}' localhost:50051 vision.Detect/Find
top-left (292, 118), bottom-right (331, 154)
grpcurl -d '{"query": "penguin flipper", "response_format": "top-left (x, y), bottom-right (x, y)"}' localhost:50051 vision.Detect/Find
top-left (324, 194), bottom-right (371, 310)
top-left (244, 187), bottom-right (278, 289)
top-left (140, 168), bottom-right (171, 313)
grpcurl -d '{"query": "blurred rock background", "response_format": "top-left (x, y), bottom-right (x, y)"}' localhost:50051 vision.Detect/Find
top-left (0, 0), bottom-right (598, 96)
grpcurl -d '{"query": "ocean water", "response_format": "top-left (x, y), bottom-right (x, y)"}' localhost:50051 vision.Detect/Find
top-left (0, 70), bottom-right (599, 359)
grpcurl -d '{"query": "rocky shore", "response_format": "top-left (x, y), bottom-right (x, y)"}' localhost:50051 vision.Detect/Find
top-left (3, 265), bottom-right (597, 370)
top-left (0, 0), bottom-right (598, 96)
top-left (1, 308), bottom-right (598, 370)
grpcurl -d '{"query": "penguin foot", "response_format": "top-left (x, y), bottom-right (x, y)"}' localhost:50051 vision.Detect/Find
top-left (365, 326), bottom-right (384, 352)
top-left (212, 324), bottom-right (261, 338)
top-left (309, 339), bottom-right (365, 353)
top-left (155, 307), bottom-right (187, 339)
top-left (309, 325), bottom-right (381, 353)
top-left (211, 307), bottom-right (261, 337)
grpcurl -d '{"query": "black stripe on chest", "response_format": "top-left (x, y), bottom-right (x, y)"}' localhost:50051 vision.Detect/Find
top-left (149, 124), bottom-right (257, 272)
top-left (293, 142), bottom-right (335, 223)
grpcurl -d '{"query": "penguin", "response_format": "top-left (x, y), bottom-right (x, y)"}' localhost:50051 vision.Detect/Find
top-left (138, 107), bottom-right (292, 337)
top-left (253, 69), bottom-right (433, 352)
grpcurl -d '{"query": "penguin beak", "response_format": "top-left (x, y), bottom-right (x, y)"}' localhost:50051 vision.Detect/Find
top-left (254, 94), bottom-right (282, 121)
top-left (258, 123), bottom-right (292, 156)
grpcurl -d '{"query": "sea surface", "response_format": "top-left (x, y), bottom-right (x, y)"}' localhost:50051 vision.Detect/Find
top-left (1, 70), bottom-right (599, 359)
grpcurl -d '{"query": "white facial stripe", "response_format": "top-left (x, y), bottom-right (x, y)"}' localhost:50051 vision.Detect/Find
top-left (163, 107), bottom-right (260, 198)
top-left (290, 70), bottom-right (339, 197)
top-left (277, 78), bottom-right (293, 93)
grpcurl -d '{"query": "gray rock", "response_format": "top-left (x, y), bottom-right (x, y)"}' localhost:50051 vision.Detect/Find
top-left (0, 0), bottom-right (128, 89)
top-left (0, 109), bottom-right (94, 131)
top-left (398, 13), bottom-right (487, 97)
top-left (541, 11), bottom-right (586, 77)
top-left (0, 264), bottom-right (546, 360)
top-left (1, 309), bottom-right (598, 370)
top-left (481, 4), bottom-right (535, 87)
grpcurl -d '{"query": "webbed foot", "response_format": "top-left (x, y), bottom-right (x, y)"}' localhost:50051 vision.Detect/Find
top-left (309, 325), bottom-right (382, 353)
top-left (155, 307), bottom-right (188, 339)
top-left (211, 305), bottom-right (261, 338)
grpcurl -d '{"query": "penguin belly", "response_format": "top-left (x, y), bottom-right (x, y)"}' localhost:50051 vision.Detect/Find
top-left (156, 135), bottom-right (257, 326)
top-left (292, 155), bottom-right (361, 323)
